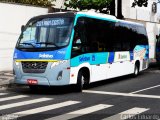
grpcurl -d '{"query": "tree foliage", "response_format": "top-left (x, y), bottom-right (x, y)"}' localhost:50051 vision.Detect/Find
top-left (65, 0), bottom-right (148, 14)
top-left (0, 0), bottom-right (55, 7)
top-left (132, 0), bottom-right (148, 7)
top-left (65, 0), bottom-right (112, 14)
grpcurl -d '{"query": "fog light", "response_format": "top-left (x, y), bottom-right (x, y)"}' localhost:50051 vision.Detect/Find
top-left (57, 71), bottom-right (63, 80)
top-left (57, 76), bottom-right (62, 80)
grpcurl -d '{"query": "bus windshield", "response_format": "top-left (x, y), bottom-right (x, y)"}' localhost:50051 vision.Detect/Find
top-left (17, 17), bottom-right (74, 49)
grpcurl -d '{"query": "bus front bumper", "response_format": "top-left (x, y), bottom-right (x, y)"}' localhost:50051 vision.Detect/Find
top-left (13, 60), bottom-right (72, 86)
top-left (14, 76), bottom-right (50, 86)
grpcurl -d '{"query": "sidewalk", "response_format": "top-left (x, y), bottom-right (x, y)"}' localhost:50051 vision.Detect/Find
top-left (0, 71), bottom-right (14, 88)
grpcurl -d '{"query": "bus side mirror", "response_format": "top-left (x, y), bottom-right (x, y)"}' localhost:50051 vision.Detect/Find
top-left (21, 25), bottom-right (25, 32)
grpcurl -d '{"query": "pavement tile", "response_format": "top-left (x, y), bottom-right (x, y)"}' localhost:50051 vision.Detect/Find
top-left (0, 71), bottom-right (14, 87)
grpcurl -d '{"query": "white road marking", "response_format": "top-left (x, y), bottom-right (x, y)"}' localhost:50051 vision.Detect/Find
top-left (130, 85), bottom-right (160, 94)
top-left (0, 98), bottom-right (53, 110)
top-left (0, 95), bottom-right (28, 102)
top-left (145, 70), bottom-right (160, 73)
top-left (46, 104), bottom-right (113, 120)
top-left (0, 93), bottom-right (8, 96)
top-left (102, 107), bottom-right (149, 120)
top-left (83, 90), bottom-right (160, 99)
top-left (13, 101), bottom-right (80, 117)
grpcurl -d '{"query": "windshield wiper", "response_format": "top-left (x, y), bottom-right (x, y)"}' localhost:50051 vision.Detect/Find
top-left (19, 43), bottom-right (35, 48)
top-left (36, 42), bottom-right (59, 48)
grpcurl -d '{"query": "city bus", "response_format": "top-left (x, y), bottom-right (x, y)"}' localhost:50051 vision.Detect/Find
top-left (13, 11), bottom-right (149, 92)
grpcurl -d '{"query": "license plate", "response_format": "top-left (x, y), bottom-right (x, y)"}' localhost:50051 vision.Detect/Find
top-left (27, 79), bottom-right (38, 85)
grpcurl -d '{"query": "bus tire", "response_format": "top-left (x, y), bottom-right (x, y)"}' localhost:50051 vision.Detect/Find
top-left (75, 71), bottom-right (84, 92)
top-left (133, 64), bottom-right (139, 77)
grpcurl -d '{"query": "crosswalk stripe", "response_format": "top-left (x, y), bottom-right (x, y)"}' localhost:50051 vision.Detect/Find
top-left (13, 101), bottom-right (80, 117)
top-left (46, 104), bottom-right (113, 120)
top-left (102, 107), bottom-right (149, 120)
top-left (0, 98), bottom-right (53, 110)
top-left (84, 90), bottom-right (160, 99)
top-left (0, 95), bottom-right (28, 102)
top-left (0, 93), bottom-right (8, 96)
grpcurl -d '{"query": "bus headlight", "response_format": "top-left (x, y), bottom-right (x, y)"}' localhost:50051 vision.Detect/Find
top-left (15, 61), bottom-right (20, 66)
top-left (50, 61), bottom-right (60, 69)
top-left (50, 60), bottom-right (67, 69)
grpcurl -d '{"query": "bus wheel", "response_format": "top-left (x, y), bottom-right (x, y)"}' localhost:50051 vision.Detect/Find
top-left (133, 64), bottom-right (139, 77)
top-left (75, 71), bottom-right (85, 92)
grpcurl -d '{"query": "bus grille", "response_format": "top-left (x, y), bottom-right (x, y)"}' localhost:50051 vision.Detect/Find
top-left (22, 62), bottom-right (48, 73)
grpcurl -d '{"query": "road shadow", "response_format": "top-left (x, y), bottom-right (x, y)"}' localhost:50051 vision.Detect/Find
top-left (85, 73), bottom-right (145, 90)
top-left (149, 62), bottom-right (160, 69)
top-left (6, 84), bottom-right (79, 95)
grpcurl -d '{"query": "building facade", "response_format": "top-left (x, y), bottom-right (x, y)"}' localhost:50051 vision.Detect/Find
top-left (0, 2), bottom-right (48, 71)
top-left (122, 0), bottom-right (160, 60)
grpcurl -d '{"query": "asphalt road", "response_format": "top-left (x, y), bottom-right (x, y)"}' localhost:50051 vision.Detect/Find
top-left (0, 65), bottom-right (160, 120)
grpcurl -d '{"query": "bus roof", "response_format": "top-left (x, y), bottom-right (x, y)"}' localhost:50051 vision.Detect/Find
top-left (28, 12), bottom-right (75, 22)
top-left (77, 11), bottom-right (117, 21)
top-left (118, 19), bottom-right (144, 27)
top-left (77, 11), bottom-right (144, 27)
top-left (30, 11), bottom-right (144, 27)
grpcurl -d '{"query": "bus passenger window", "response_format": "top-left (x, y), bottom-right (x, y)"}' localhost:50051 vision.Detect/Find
top-left (91, 41), bottom-right (99, 52)
top-left (71, 32), bottom-right (83, 57)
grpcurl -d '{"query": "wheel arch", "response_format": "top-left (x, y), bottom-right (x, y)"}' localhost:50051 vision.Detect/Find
top-left (135, 60), bottom-right (140, 70)
top-left (78, 67), bottom-right (90, 84)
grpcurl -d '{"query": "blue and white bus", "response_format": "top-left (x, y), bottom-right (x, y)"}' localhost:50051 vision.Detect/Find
top-left (13, 11), bottom-right (149, 92)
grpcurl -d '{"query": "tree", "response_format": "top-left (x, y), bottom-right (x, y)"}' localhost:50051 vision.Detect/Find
top-left (64, 0), bottom-right (112, 14)
top-left (65, 0), bottom-right (148, 19)
top-left (132, 0), bottom-right (148, 8)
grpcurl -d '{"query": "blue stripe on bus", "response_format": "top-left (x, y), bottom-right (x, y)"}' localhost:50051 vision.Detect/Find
top-left (108, 52), bottom-right (115, 63)
top-left (130, 51), bottom-right (134, 60)
top-left (71, 53), bottom-right (109, 67)
top-left (13, 48), bottom-right (68, 60)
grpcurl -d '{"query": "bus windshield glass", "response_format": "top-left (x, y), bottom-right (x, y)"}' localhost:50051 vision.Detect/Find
top-left (17, 17), bottom-right (74, 49)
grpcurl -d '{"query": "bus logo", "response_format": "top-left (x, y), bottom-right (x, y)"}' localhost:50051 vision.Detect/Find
top-left (31, 63), bottom-right (37, 67)
top-left (79, 56), bottom-right (90, 62)
top-left (39, 53), bottom-right (53, 59)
